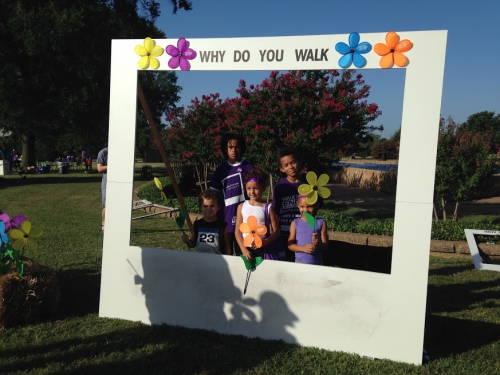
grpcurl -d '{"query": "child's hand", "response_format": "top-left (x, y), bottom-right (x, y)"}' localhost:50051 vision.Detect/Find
top-left (242, 247), bottom-right (253, 261)
top-left (303, 244), bottom-right (316, 254)
top-left (312, 233), bottom-right (318, 247)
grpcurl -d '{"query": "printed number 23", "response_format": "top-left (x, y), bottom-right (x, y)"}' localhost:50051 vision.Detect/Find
top-left (200, 234), bottom-right (215, 243)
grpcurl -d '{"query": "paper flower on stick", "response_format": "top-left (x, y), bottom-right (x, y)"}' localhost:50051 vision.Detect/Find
top-left (335, 32), bottom-right (372, 68)
top-left (154, 177), bottom-right (168, 202)
top-left (9, 220), bottom-right (43, 251)
top-left (166, 38), bottom-right (197, 71)
top-left (239, 215), bottom-right (266, 294)
top-left (239, 216), bottom-right (267, 248)
top-left (0, 212), bottom-right (26, 232)
top-left (0, 222), bottom-right (8, 247)
top-left (135, 37), bottom-right (164, 70)
top-left (154, 177), bottom-right (186, 232)
top-left (374, 31), bottom-right (413, 69)
top-left (298, 171), bottom-right (331, 205)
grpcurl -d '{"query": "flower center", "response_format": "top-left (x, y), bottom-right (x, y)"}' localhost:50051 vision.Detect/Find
top-left (313, 185), bottom-right (318, 191)
top-left (251, 230), bottom-right (255, 234)
top-left (350, 48), bottom-right (355, 53)
top-left (390, 48), bottom-right (395, 53)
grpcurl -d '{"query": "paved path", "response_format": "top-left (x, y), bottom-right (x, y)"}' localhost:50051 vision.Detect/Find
top-left (328, 183), bottom-right (500, 216)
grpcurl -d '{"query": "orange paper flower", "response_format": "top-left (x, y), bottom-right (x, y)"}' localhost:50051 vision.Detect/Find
top-left (239, 215), bottom-right (267, 248)
top-left (374, 31), bottom-right (413, 69)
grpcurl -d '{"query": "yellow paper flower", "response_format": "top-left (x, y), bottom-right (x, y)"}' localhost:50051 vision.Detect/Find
top-left (134, 37), bottom-right (164, 70)
top-left (239, 215), bottom-right (267, 248)
top-left (298, 171), bottom-right (331, 205)
top-left (154, 177), bottom-right (168, 202)
top-left (9, 220), bottom-right (43, 251)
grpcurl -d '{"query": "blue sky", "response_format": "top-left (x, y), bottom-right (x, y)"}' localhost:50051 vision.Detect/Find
top-left (156, 0), bottom-right (499, 138)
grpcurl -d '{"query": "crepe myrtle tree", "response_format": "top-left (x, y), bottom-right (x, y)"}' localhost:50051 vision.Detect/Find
top-left (232, 70), bottom-right (382, 176)
top-left (164, 93), bottom-right (230, 190)
top-left (434, 116), bottom-right (497, 221)
top-left (165, 69), bottom-right (382, 187)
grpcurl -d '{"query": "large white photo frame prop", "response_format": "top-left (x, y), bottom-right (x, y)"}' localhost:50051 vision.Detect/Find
top-left (100, 31), bottom-right (447, 365)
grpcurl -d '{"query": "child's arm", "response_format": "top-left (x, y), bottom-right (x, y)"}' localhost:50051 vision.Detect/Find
top-left (287, 220), bottom-right (316, 254)
top-left (262, 206), bottom-right (281, 247)
top-left (223, 226), bottom-right (232, 255)
top-left (312, 220), bottom-right (328, 251)
top-left (181, 231), bottom-right (196, 249)
top-left (234, 203), bottom-right (252, 261)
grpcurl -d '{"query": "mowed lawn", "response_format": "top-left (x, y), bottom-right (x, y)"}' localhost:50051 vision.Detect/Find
top-left (1, 170), bottom-right (500, 375)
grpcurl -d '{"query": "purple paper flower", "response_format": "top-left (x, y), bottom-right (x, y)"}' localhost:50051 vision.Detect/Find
top-left (0, 212), bottom-right (26, 232)
top-left (166, 38), bottom-right (197, 71)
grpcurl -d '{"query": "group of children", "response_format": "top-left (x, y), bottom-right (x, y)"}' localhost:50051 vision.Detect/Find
top-left (181, 133), bottom-right (328, 265)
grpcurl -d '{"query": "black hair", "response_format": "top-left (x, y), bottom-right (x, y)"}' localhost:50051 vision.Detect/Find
top-left (199, 189), bottom-right (222, 207)
top-left (277, 146), bottom-right (301, 164)
top-left (220, 133), bottom-right (247, 160)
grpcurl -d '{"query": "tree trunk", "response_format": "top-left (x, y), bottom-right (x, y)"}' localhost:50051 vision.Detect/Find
top-left (21, 133), bottom-right (36, 168)
top-left (433, 203), bottom-right (439, 221)
top-left (452, 201), bottom-right (460, 221)
top-left (441, 197), bottom-right (447, 221)
top-left (194, 163), bottom-right (203, 193)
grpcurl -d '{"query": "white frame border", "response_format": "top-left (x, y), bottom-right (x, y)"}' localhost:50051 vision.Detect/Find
top-left (99, 31), bottom-right (447, 365)
top-left (465, 229), bottom-right (500, 271)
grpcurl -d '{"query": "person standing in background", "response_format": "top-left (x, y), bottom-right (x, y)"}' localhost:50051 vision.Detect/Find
top-left (97, 147), bottom-right (108, 231)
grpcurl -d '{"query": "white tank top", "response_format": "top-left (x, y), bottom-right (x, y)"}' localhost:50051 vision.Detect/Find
top-left (241, 201), bottom-right (266, 240)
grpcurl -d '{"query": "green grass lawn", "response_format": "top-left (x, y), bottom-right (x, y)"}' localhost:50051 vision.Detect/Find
top-left (1, 169), bottom-right (500, 374)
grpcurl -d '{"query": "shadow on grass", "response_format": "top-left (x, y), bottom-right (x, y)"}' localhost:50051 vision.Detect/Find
top-left (428, 263), bottom-right (474, 277)
top-left (0, 322), bottom-right (295, 374)
top-left (424, 314), bottom-right (500, 360)
top-left (322, 202), bottom-right (395, 221)
top-left (0, 175), bottom-right (102, 188)
top-left (426, 278), bottom-right (500, 315)
top-left (325, 240), bottom-right (392, 274)
top-left (56, 268), bottom-right (101, 318)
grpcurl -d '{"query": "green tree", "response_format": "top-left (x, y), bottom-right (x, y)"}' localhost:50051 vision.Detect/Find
top-left (164, 70), bottom-right (383, 183)
top-left (136, 71), bottom-right (181, 158)
top-left (231, 70), bottom-right (382, 176)
top-left (434, 116), bottom-right (497, 221)
top-left (0, 0), bottom-right (190, 166)
top-left (370, 139), bottom-right (399, 160)
top-left (461, 111), bottom-right (500, 149)
top-left (164, 93), bottom-right (228, 189)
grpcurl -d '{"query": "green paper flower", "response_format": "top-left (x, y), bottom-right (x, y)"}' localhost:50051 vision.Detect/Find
top-left (298, 171), bottom-right (331, 205)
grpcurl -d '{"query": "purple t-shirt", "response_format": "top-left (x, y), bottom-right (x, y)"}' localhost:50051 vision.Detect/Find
top-left (210, 160), bottom-right (254, 233)
top-left (272, 178), bottom-right (303, 235)
top-left (293, 218), bottom-right (324, 265)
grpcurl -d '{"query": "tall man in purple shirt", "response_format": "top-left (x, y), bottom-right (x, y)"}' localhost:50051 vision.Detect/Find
top-left (210, 133), bottom-right (254, 256)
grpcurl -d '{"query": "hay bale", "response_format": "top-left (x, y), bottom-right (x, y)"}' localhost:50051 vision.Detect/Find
top-left (0, 259), bottom-right (60, 328)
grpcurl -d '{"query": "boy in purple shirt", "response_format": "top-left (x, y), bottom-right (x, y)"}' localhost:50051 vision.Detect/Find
top-left (210, 133), bottom-right (254, 255)
top-left (272, 147), bottom-right (304, 262)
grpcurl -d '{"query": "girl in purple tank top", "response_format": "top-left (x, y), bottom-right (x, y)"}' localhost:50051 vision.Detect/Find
top-left (287, 195), bottom-right (328, 265)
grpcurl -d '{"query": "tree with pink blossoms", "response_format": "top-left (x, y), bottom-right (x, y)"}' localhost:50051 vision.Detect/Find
top-left (163, 70), bottom-right (383, 186)
top-left (164, 93), bottom-right (229, 190)
top-left (231, 70), bottom-right (382, 176)
top-left (434, 116), bottom-right (497, 221)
